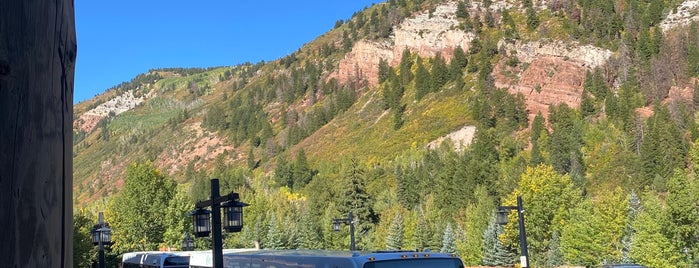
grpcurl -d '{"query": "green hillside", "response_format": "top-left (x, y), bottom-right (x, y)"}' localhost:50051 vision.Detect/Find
top-left (73, 0), bottom-right (699, 267)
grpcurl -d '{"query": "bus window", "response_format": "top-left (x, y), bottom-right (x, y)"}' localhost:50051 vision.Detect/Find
top-left (163, 256), bottom-right (189, 268)
top-left (363, 259), bottom-right (464, 268)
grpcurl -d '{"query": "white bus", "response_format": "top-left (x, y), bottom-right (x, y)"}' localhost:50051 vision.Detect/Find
top-left (188, 249), bottom-right (464, 268)
top-left (121, 251), bottom-right (191, 268)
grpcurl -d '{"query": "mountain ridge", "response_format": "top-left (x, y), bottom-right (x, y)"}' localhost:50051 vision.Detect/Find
top-left (74, 0), bottom-right (697, 203)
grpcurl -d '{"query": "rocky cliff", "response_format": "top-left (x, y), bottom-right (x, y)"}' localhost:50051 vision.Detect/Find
top-left (332, 1), bottom-right (613, 122)
top-left (495, 39), bottom-right (613, 121)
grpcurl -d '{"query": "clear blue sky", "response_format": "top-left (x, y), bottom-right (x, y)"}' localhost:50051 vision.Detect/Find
top-left (75, 0), bottom-right (379, 103)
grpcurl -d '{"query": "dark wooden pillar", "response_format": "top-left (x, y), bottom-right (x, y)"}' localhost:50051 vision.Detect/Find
top-left (0, 0), bottom-right (76, 267)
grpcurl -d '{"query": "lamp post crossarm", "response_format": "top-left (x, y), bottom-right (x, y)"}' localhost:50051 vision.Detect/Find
top-left (333, 218), bottom-right (351, 224)
top-left (196, 192), bottom-right (241, 209)
top-left (499, 205), bottom-right (518, 210)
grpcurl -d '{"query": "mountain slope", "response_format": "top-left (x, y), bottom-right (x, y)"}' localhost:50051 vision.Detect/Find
top-left (73, 0), bottom-right (697, 203)
top-left (73, 0), bottom-right (699, 266)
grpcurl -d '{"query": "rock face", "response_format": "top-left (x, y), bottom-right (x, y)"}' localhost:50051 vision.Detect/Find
top-left (661, 0), bottom-right (699, 32)
top-left (0, 1), bottom-right (76, 267)
top-left (331, 40), bottom-right (394, 88)
top-left (331, 1), bottom-right (475, 88)
top-left (393, 2), bottom-right (475, 62)
top-left (495, 40), bottom-right (613, 122)
top-left (74, 90), bottom-right (147, 132)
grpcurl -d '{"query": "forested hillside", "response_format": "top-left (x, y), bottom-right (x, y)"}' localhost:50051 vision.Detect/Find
top-left (74, 0), bottom-right (699, 267)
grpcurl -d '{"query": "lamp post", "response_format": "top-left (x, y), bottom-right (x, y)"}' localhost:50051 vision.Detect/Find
top-left (182, 232), bottom-right (194, 251)
top-left (91, 212), bottom-right (111, 268)
top-left (332, 211), bottom-right (356, 251)
top-left (497, 195), bottom-right (529, 268)
top-left (190, 178), bottom-right (249, 268)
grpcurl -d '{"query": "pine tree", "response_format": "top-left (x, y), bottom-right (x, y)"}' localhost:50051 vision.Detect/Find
top-left (378, 58), bottom-right (390, 84)
top-left (545, 231), bottom-right (564, 267)
top-left (386, 213), bottom-right (405, 250)
top-left (501, 9), bottom-right (518, 39)
top-left (640, 104), bottom-right (688, 189)
top-left (456, 1), bottom-right (469, 19)
top-left (296, 205), bottom-right (323, 250)
top-left (265, 211), bottom-right (284, 249)
top-left (440, 223), bottom-right (457, 253)
top-left (530, 113), bottom-right (546, 166)
top-left (430, 53), bottom-right (449, 92)
top-left (415, 57), bottom-right (431, 101)
top-left (399, 48), bottom-right (413, 86)
top-left (449, 46), bottom-right (468, 81)
top-left (339, 158), bottom-right (378, 246)
top-left (482, 217), bottom-right (515, 266)
top-left (621, 191), bottom-right (641, 263)
top-left (547, 103), bottom-right (584, 176)
top-left (292, 149), bottom-right (316, 189)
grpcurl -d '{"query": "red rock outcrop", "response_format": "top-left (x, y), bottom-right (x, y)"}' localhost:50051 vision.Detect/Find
top-left (495, 56), bottom-right (588, 122)
top-left (330, 40), bottom-right (394, 88)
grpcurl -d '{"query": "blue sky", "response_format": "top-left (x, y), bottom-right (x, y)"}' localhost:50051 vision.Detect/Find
top-left (75, 0), bottom-right (379, 103)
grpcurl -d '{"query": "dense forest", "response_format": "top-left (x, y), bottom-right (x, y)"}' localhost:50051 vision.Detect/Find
top-left (73, 0), bottom-right (699, 267)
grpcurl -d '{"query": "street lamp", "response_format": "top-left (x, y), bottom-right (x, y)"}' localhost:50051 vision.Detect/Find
top-left (182, 232), bottom-right (194, 251)
top-left (497, 195), bottom-right (530, 268)
top-left (91, 212), bottom-right (111, 268)
top-left (332, 211), bottom-right (356, 251)
top-left (190, 178), bottom-right (249, 268)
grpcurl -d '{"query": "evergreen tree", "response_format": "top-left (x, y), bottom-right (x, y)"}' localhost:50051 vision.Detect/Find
top-left (415, 57), bottom-right (431, 101)
top-left (456, 1), bottom-right (469, 19)
top-left (399, 49), bottom-right (414, 86)
top-left (440, 223), bottom-right (457, 253)
top-left (688, 23), bottom-right (699, 77)
top-left (547, 103), bottom-right (584, 180)
top-left (378, 58), bottom-right (390, 84)
top-left (265, 211), bottom-right (284, 249)
top-left (526, 7), bottom-right (539, 31)
top-left (430, 53), bottom-right (449, 92)
top-left (296, 204), bottom-right (323, 250)
top-left (274, 155), bottom-right (294, 188)
top-left (449, 46), bottom-right (468, 81)
top-left (530, 113), bottom-right (546, 166)
top-left (339, 158), bottom-right (378, 247)
top-left (545, 231), bottom-right (564, 267)
top-left (386, 213), bottom-right (405, 250)
top-left (292, 149), bottom-right (316, 190)
top-left (460, 186), bottom-right (495, 265)
top-left (482, 216), bottom-right (515, 266)
top-left (501, 8), bottom-right (518, 39)
top-left (640, 104), bottom-right (688, 189)
top-left (580, 90), bottom-right (597, 118)
top-left (621, 191), bottom-right (642, 263)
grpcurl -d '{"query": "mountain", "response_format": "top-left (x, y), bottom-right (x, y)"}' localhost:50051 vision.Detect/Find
top-left (74, 0), bottom-right (699, 266)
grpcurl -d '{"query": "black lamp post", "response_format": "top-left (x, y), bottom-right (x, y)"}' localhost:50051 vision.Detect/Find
top-left (91, 212), bottom-right (111, 268)
top-left (332, 211), bottom-right (356, 251)
top-left (182, 232), bottom-right (194, 251)
top-left (190, 178), bottom-right (249, 268)
top-left (497, 195), bottom-right (530, 268)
